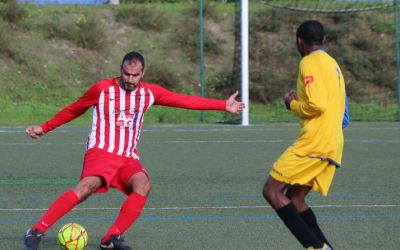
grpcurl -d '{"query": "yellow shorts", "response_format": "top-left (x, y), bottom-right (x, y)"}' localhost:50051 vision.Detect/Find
top-left (269, 147), bottom-right (336, 196)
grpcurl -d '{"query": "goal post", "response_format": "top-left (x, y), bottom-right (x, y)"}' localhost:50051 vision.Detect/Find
top-left (241, 0), bottom-right (249, 126)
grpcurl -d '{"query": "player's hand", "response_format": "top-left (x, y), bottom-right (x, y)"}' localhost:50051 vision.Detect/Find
top-left (226, 91), bottom-right (246, 114)
top-left (284, 90), bottom-right (296, 110)
top-left (26, 125), bottom-right (45, 139)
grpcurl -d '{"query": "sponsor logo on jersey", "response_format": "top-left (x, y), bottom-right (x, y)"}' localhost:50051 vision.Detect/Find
top-left (304, 75), bottom-right (314, 86)
top-left (116, 113), bottom-right (138, 127)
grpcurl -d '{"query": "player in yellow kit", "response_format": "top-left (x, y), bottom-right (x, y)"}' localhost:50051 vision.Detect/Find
top-left (262, 20), bottom-right (349, 250)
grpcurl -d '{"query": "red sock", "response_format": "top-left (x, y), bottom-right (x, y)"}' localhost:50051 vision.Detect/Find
top-left (102, 192), bottom-right (147, 243)
top-left (32, 189), bottom-right (80, 234)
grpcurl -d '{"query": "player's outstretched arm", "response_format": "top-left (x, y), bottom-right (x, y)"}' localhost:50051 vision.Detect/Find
top-left (26, 125), bottom-right (45, 139)
top-left (226, 91), bottom-right (246, 114)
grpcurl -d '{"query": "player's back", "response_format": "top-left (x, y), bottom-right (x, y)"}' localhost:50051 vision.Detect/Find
top-left (314, 50), bottom-right (345, 127)
top-left (294, 50), bottom-right (346, 161)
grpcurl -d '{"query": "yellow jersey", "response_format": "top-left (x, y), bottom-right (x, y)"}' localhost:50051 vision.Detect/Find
top-left (290, 50), bottom-right (346, 166)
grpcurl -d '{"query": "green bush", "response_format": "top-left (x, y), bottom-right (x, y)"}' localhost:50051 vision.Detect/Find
top-left (39, 13), bottom-right (108, 51)
top-left (0, 22), bottom-right (13, 57)
top-left (250, 8), bottom-right (281, 33)
top-left (115, 5), bottom-right (168, 31)
top-left (205, 70), bottom-right (236, 99)
top-left (0, 0), bottom-right (27, 23)
top-left (74, 15), bottom-right (108, 50)
top-left (370, 15), bottom-right (394, 34)
top-left (144, 62), bottom-right (183, 92)
top-left (186, 1), bottom-right (221, 21)
top-left (0, 21), bottom-right (28, 64)
top-left (174, 17), bottom-right (224, 62)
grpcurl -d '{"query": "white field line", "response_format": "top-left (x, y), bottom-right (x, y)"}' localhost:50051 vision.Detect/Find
top-left (2, 127), bottom-right (299, 133)
top-left (1, 139), bottom-right (400, 145)
top-left (1, 204), bottom-right (400, 212)
top-left (0, 125), bottom-right (399, 134)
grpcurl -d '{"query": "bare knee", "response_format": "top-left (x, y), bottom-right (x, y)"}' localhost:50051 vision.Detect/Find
top-left (127, 172), bottom-right (152, 197)
top-left (74, 176), bottom-right (103, 201)
top-left (262, 177), bottom-right (289, 209)
top-left (262, 184), bottom-right (274, 205)
top-left (137, 181), bottom-right (151, 196)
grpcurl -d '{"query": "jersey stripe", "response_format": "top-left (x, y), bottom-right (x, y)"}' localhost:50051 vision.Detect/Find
top-left (125, 89), bottom-right (137, 157)
top-left (113, 86), bottom-right (121, 155)
top-left (93, 93), bottom-right (102, 150)
top-left (87, 107), bottom-right (97, 150)
top-left (122, 89), bottom-right (131, 156)
top-left (117, 88), bottom-right (126, 156)
top-left (131, 87), bottom-right (152, 158)
top-left (130, 89), bottom-right (142, 159)
top-left (98, 91), bottom-right (106, 149)
top-left (107, 86), bottom-right (115, 153)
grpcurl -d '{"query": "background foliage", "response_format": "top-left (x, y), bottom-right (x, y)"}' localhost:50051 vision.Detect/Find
top-left (0, 1), bottom-right (398, 124)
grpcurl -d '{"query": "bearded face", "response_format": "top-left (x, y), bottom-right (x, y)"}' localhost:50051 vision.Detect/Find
top-left (119, 60), bottom-right (144, 91)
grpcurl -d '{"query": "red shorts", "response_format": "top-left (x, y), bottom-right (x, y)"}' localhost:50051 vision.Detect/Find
top-left (81, 148), bottom-right (148, 195)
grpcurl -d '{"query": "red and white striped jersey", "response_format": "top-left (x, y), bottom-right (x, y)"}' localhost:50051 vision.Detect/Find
top-left (41, 77), bottom-right (226, 159)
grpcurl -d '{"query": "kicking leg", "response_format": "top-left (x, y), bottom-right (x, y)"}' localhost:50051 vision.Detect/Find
top-left (24, 176), bottom-right (102, 250)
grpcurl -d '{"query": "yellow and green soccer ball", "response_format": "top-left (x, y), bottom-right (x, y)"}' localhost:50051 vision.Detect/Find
top-left (57, 223), bottom-right (88, 250)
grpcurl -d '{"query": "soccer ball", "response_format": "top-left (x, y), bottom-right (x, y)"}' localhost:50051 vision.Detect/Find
top-left (57, 223), bottom-right (88, 250)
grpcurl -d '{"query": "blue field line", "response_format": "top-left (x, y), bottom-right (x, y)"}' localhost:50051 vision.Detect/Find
top-left (2, 213), bottom-right (400, 224)
top-left (140, 213), bottom-right (400, 221)
top-left (0, 192), bottom-right (397, 205)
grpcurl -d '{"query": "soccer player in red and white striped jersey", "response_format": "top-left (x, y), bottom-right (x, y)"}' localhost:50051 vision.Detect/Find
top-left (23, 51), bottom-right (245, 250)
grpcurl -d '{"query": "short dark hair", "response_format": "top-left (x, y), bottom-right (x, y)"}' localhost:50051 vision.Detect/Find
top-left (121, 51), bottom-right (145, 69)
top-left (296, 20), bottom-right (325, 45)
